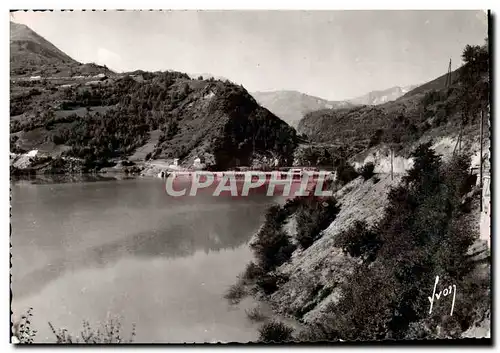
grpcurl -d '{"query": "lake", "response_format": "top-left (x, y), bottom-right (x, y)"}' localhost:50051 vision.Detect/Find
top-left (10, 176), bottom-right (282, 343)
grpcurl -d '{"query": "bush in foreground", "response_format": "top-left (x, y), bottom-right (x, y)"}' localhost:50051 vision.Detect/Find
top-left (334, 220), bottom-right (382, 263)
top-left (258, 321), bottom-right (294, 343)
top-left (245, 307), bottom-right (267, 322)
top-left (224, 282), bottom-right (247, 304)
top-left (295, 196), bottom-right (340, 249)
top-left (256, 272), bottom-right (289, 295)
top-left (241, 262), bottom-right (266, 283)
top-left (12, 308), bottom-right (135, 344)
top-left (336, 160), bottom-right (359, 185)
top-left (250, 204), bottom-right (295, 271)
top-left (49, 319), bottom-right (136, 344)
top-left (12, 308), bottom-right (36, 344)
top-left (317, 143), bottom-right (483, 340)
top-left (358, 162), bottom-right (375, 181)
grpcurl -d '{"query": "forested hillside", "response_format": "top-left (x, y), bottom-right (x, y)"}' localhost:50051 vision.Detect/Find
top-left (10, 23), bottom-right (298, 173)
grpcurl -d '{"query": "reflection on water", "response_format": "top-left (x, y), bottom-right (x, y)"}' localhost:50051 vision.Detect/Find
top-left (11, 177), bottom-right (279, 343)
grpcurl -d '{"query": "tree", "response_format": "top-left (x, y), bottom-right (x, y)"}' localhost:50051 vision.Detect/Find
top-left (258, 321), bottom-right (294, 342)
top-left (334, 220), bottom-right (382, 262)
top-left (296, 196), bottom-right (340, 249)
top-left (250, 204), bottom-right (295, 271)
top-left (358, 162), bottom-right (375, 181)
top-left (336, 159), bottom-right (359, 185)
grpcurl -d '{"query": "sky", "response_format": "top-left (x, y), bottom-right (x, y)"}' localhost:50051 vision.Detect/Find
top-left (11, 10), bottom-right (488, 100)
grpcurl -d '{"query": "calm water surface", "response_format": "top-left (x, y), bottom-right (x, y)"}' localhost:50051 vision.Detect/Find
top-left (11, 177), bottom-right (281, 343)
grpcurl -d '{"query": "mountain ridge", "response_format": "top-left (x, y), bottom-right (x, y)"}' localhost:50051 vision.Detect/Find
top-left (10, 23), bottom-right (298, 173)
top-left (10, 21), bottom-right (113, 78)
top-left (251, 90), bottom-right (355, 128)
top-left (348, 84), bottom-right (420, 105)
top-left (297, 45), bottom-right (488, 159)
top-left (250, 84), bottom-right (422, 128)
top-left (10, 21), bottom-right (76, 63)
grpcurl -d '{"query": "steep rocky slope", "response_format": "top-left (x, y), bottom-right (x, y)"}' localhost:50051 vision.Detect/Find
top-left (270, 175), bottom-right (400, 321)
top-left (242, 140), bottom-right (490, 340)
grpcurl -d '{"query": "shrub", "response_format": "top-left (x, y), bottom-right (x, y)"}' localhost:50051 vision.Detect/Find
top-left (12, 308), bottom-right (36, 344)
top-left (246, 307), bottom-right (267, 322)
top-left (320, 264), bottom-right (397, 341)
top-left (368, 129), bottom-right (384, 147)
top-left (294, 323), bottom-right (331, 342)
top-left (256, 273), bottom-right (289, 295)
top-left (264, 204), bottom-right (284, 223)
top-left (336, 160), bottom-right (359, 185)
top-left (282, 196), bottom-right (303, 214)
top-left (51, 133), bottom-right (66, 145)
top-left (251, 227), bottom-right (294, 271)
top-left (295, 196), bottom-right (340, 249)
top-left (12, 309), bottom-right (136, 344)
top-left (250, 204), bottom-right (295, 271)
top-left (121, 159), bottom-right (135, 167)
top-left (241, 261), bottom-right (265, 283)
top-left (224, 282), bottom-right (247, 304)
top-left (49, 319), bottom-right (136, 344)
top-left (258, 321), bottom-right (294, 343)
top-left (333, 220), bottom-right (382, 262)
top-left (358, 162), bottom-right (375, 181)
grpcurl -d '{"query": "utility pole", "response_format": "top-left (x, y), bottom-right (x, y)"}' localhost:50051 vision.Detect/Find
top-left (458, 126), bottom-right (462, 153)
top-left (454, 113), bottom-right (464, 155)
top-left (390, 147), bottom-right (394, 181)
top-left (445, 59), bottom-right (452, 88)
top-left (479, 109), bottom-right (484, 211)
top-left (448, 59), bottom-right (452, 86)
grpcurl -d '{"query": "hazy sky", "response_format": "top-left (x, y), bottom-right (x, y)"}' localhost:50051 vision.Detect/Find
top-left (11, 10), bottom-right (488, 100)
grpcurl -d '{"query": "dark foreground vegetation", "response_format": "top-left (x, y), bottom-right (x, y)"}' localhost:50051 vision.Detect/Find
top-left (13, 308), bottom-right (136, 344)
top-left (238, 141), bottom-right (488, 342)
top-left (250, 195), bottom-right (340, 272)
top-left (324, 143), bottom-right (487, 340)
top-left (258, 321), bottom-right (294, 343)
top-left (222, 192), bottom-right (343, 341)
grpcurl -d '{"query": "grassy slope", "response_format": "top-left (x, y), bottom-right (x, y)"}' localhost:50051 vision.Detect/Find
top-left (10, 21), bottom-right (113, 78)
